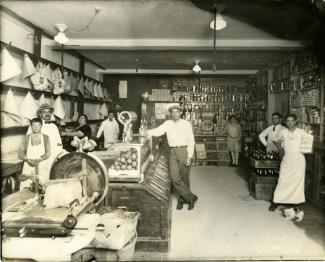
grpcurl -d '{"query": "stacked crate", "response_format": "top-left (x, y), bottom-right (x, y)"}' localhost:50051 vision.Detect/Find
top-left (194, 135), bottom-right (230, 165)
top-left (249, 157), bottom-right (280, 201)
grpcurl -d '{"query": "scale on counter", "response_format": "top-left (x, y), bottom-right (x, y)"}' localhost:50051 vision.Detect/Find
top-left (118, 111), bottom-right (137, 143)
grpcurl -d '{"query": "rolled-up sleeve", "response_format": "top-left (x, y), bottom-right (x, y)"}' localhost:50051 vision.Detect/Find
top-left (147, 122), bottom-right (167, 137)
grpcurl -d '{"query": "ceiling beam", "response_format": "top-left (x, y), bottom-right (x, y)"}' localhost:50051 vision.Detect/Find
top-left (97, 69), bottom-right (258, 75)
top-left (49, 38), bottom-right (309, 50)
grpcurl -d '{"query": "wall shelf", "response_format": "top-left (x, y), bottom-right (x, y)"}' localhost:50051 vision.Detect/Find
top-left (0, 41), bottom-right (102, 85)
top-left (292, 66), bottom-right (319, 76)
top-left (0, 84), bottom-right (111, 104)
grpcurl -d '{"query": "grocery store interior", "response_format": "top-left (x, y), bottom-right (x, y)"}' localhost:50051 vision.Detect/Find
top-left (1, 0), bottom-right (325, 261)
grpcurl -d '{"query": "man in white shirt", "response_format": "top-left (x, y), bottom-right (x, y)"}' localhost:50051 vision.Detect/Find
top-left (96, 110), bottom-right (120, 149)
top-left (26, 103), bottom-right (64, 183)
top-left (147, 105), bottom-right (198, 211)
top-left (259, 112), bottom-right (285, 152)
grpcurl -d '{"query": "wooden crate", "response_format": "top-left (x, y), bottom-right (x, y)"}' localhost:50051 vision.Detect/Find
top-left (205, 142), bottom-right (217, 151)
top-left (195, 144), bottom-right (207, 160)
top-left (206, 151), bottom-right (218, 160)
top-left (250, 172), bottom-right (278, 184)
top-left (217, 152), bottom-right (230, 161)
top-left (216, 141), bottom-right (228, 151)
top-left (250, 157), bottom-right (280, 169)
top-left (249, 173), bottom-right (278, 201)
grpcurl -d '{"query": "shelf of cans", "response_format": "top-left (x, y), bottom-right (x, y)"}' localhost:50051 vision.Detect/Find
top-left (292, 51), bottom-right (319, 76)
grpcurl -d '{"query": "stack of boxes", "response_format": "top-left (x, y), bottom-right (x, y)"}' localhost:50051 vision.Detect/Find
top-left (149, 89), bottom-right (173, 101)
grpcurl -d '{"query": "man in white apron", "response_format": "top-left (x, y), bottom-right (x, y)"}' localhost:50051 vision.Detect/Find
top-left (259, 112), bottom-right (285, 152)
top-left (96, 110), bottom-right (120, 149)
top-left (19, 118), bottom-right (51, 188)
top-left (26, 103), bottom-right (64, 185)
top-left (271, 114), bottom-right (307, 221)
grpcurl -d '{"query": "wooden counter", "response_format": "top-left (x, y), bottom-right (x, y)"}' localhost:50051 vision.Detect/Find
top-left (97, 138), bottom-right (172, 253)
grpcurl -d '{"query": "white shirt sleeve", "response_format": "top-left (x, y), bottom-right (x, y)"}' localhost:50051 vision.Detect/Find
top-left (147, 121), bottom-right (168, 137)
top-left (51, 124), bottom-right (62, 147)
top-left (272, 128), bottom-right (284, 143)
top-left (259, 126), bottom-right (270, 147)
top-left (96, 122), bottom-right (104, 138)
top-left (26, 126), bottom-right (32, 135)
top-left (186, 122), bottom-right (195, 158)
top-left (114, 120), bottom-right (120, 136)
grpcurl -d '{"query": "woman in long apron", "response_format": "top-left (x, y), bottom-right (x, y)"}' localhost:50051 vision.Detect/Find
top-left (271, 114), bottom-right (307, 222)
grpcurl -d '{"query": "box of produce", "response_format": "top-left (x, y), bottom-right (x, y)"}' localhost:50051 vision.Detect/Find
top-left (108, 147), bottom-right (141, 181)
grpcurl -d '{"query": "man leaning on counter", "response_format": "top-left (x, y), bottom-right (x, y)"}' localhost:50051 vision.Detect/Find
top-left (146, 104), bottom-right (198, 211)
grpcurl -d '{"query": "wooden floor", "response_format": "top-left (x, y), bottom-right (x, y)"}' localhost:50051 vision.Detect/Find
top-left (134, 165), bottom-right (325, 261)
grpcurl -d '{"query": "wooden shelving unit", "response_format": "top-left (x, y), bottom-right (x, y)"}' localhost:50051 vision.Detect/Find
top-left (0, 42), bottom-right (113, 137)
top-left (289, 51), bottom-right (325, 207)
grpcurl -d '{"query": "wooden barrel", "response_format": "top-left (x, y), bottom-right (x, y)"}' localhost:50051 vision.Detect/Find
top-left (49, 152), bottom-right (109, 206)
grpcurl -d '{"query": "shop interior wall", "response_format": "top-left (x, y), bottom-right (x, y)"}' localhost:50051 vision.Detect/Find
top-left (104, 74), bottom-right (250, 132)
top-left (104, 75), bottom-right (158, 131)
top-left (0, 12), bottom-right (104, 158)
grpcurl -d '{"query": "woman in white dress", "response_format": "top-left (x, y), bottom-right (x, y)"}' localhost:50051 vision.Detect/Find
top-left (270, 114), bottom-right (307, 222)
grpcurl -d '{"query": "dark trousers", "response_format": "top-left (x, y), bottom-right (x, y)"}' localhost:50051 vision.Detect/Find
top-left (169, 147), bottom-right (196, 203)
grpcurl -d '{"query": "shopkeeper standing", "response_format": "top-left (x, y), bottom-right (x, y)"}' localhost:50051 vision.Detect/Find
top-left (96, 110), bottom-right (120, 149)
top-left (226, 115), bottom-right (241, 167)
top-left (147, 105), bottom-right (198, 211)
top-left (259, 112), bottom-right (285, 152)
top-left (270, 114), bottom-right (306, 222)
top-left (26, 103), bottom-right (64, 183)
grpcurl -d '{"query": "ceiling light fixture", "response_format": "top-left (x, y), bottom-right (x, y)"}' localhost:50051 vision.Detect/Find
top-left (54, 24), bottom-right (69, 44)
top-left (193, 61), bottom-right (201, 73)
top-left (210, 5), bottom-right (226, 31)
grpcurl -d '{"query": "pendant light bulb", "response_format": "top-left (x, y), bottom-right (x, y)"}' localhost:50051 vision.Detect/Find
top-left (54, 24), bottom-right (69, 44)
top-left (210, 13), bottom-right (227, 31)
top-left (193, 62), bottom-right (201, 73)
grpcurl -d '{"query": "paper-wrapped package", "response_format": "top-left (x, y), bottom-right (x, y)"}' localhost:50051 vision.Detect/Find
top-left (63, 71), bottom-right (71, 93)
top-left (99, 103), bottom-right (108, 117)
top-left (38, 93), bottom-right (46, 106)
top-left (300, 132), bottom-right (314, 154)
top-left (19, 91), bottom-right (39, 120)
top-left (0, 48), bottom-right (22, 82)
top-left (22, 54), bottom-right (36, 79)
top-left (93, 82), bottom-right (99, 98)
top-left (1, 89), bottom-right (22, 127)
top-left (30, 71), bottom-right (48, 91)
top-left (98, 83), bottom-right (104, 98)
top-left (53, 95), bottom-right (65, 119)
top-left (78, 77), bottom-right (85, 95)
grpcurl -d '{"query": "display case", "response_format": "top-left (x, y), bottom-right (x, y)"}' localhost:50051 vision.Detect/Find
top-left (96, 137), bottom-right (172, 253)
top-left (93, 138), bottom-right (151, 182)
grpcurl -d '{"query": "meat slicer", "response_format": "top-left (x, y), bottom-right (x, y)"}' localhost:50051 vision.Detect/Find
top-left (2, 151), bottom-right (109, 260)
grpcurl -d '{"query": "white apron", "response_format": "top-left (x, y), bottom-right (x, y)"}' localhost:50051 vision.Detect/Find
top-left (20, 135), bottom-right (49, 189)
top-left (273, 128), bottom-right (306, 204)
